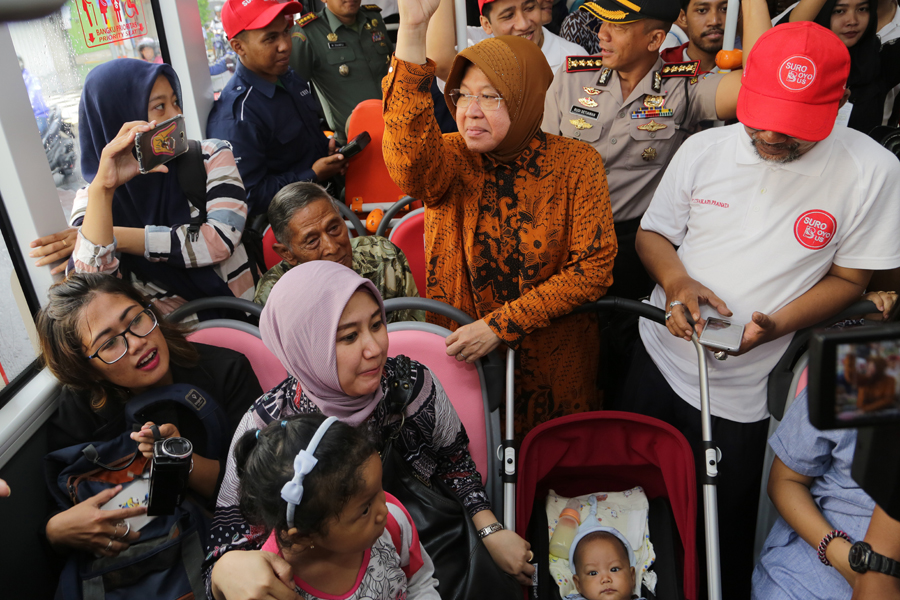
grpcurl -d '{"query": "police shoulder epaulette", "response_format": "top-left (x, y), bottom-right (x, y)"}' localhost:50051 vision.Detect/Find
top-left (659, 60), bottom-right (701, 78)
top-left (296, 12), bottom-right (318, 27)
top-left (566, 56), bottom-right (602, 73)
top-left (362, 4), bottom-right (382, 11)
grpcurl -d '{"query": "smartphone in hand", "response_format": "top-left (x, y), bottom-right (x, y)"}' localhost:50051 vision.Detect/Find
top-left (338, 131), bottom-right (371, 160)
top-left (134, 114), bottom-right (188, 174)
top-left (698, 317), bottom-right (745, 352)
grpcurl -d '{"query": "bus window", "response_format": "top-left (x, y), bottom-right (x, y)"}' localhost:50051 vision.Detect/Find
top-left (0, 233), bottom-right (39, 393)
top-left (9, 1), bottom-right (163, 211)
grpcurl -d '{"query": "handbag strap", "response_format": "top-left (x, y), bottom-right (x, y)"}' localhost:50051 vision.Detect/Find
top-left (384, 355), bottom-right (414, 445)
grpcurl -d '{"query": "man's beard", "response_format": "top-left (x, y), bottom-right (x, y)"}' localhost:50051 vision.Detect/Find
top-left (694, 28), bottom-right (724, 54)
top-left (749, 132), bottom-right (803, 164)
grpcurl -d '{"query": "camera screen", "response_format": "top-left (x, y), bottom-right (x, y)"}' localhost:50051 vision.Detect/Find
top-left (835, 340), bottom-right (900, 423)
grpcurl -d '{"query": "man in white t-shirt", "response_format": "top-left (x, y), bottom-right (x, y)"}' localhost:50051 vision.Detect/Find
top-left (426, 0), bottom-right (586, 84)
top-left (624, 22), bottom-right (900, 600)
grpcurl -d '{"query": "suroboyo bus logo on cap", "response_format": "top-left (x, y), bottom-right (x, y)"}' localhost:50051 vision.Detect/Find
top-left (779, 55), bottom-right (816, 92)
top-left (794, 209), bottom-right (836, 250)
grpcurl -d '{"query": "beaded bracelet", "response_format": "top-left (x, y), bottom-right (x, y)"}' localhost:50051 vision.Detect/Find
top-left (817, 530), bottom-right (851, 566)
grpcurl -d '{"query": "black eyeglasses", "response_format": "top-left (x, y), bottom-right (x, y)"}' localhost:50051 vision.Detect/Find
top-left (86, 306), bottom-right (159, 365)
top-left (448, 90), bottom-right (505, 111)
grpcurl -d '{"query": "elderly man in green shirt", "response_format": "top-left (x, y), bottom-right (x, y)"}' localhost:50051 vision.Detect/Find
top-left (255, 182), bottom-right (424, 323)
top-left (290, 0), bottom-right (393, 143)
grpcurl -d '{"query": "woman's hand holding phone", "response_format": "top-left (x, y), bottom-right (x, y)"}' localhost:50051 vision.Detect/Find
top-left (94, 120), bottom-right (168, 194)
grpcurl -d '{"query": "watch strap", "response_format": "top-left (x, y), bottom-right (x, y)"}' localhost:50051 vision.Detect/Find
top-left (477, 522), bottom-right (504, 539)
top-left (869, 549), bottom-right (900, 579)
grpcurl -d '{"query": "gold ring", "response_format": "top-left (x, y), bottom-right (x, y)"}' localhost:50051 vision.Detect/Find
top-left (62, 238), bottom-right (68, 247)
top-left (527, 550), bottom-right (534, 562)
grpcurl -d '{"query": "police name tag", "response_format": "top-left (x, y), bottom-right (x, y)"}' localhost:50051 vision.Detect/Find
top-left (328, 41), bottom-right (347, 49)
top-left (570, 106), bottom-right (599, 120)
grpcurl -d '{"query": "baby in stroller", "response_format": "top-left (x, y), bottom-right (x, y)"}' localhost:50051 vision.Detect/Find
top-left (565, 498), bottom-right (648, 600)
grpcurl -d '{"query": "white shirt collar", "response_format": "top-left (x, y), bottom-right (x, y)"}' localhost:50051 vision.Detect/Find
top-left (734, 125), bottom-right (834, 177)
top-left (878, 2), bottom-right (900, 42)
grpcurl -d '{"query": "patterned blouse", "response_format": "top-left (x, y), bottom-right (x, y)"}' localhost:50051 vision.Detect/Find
top-left (381, 57), bottom-right (617, 436)
top-left (70, 138), bottom-right (255, 314)
top-left (202, 357), bottom-right (490, 598)
top-left (261, 496), bottom-right (440, 600)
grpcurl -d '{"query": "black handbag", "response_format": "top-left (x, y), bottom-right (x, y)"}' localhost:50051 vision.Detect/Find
top-left (381, 355), bottom-right (521, 600)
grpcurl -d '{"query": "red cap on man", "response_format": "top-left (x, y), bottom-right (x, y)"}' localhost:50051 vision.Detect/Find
top-left (737, 21), bottom-right (850, 142)
top-left (222, 0), bottom-right (304, 40)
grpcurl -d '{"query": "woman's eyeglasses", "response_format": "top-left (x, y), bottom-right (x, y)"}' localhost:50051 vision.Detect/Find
top-left (86, 306), bottom-right (159, 365)
top-left (448, 90), bottom-right (505, 111)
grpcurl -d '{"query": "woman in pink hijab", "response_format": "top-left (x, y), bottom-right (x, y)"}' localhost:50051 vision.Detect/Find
top-left (203, 261), bottom-right (534, 599)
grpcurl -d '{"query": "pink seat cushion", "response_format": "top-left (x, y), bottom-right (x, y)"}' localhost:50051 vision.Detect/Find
top-left (796, 366), bottom-right (808, 396)
top-left (389, 212), bottom-right (426, 298)
top-left (188, 328), bottom-right (287, 392)
top-left (388, 329), bottom-right (489, 483)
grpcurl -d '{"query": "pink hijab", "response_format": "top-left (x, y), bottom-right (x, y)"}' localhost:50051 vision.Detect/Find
top-left (260, 261), bottom-right (387, 426)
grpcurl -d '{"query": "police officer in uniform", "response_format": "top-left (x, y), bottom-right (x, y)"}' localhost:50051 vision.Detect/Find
top-left (290, 2), bottom-right (394, 143)
top-left (542, 0), bottom-right (768, 299)
top-left (542, 0), bottom-right (768, 402)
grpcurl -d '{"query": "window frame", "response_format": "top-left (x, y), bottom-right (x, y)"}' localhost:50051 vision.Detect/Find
top-left (0, 0), bottom-right (213, 469)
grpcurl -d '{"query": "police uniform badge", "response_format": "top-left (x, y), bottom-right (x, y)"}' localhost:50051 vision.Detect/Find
top-left (566, 56), bottom-right (603, 73)
top-left (569, 118), bottom-right (593, 130)
top-left (579, 97), bottom-right (599, 108)
top-left (371, 18), bottom-right (379, 27)
top-left (660, 60), bottom-right (701, 78)
top-left (293, 30), bottom-right (307, 42)
top-left (637, 120), bottom-right (667, 132)
top-left (327, 32), bottom-right (338, 42)
top-left (365, 22), bottom-right (372, 29)
top-left (583, 86), bottom-right (602, 95)
top-left (598, 68), bottom-right (613, 86)
top-left (632, 94), bottom-right (673, 119)
top-left (641, 147), bottom-right (658, 161)
top-left (643, 95), bottom-right (665, 109)
top-left (372, 31), bottom-right (385, 42)
top-left (339, 64), bottom-right (350, 76)
top-left (652, 70), bottom-right (662, 92)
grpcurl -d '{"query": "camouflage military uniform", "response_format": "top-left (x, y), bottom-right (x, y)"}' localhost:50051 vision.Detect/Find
top-left (254, 235), bottom-right (425, 322)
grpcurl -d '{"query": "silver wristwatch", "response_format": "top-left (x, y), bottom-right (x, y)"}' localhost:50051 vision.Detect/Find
top-left (477, 522), bottom-right (504, 539)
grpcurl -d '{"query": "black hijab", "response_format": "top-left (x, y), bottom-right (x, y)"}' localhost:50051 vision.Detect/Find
top-left (811, 0), bottom-right (880, 97)
top-left (79, 59), bottom-right (233, 300)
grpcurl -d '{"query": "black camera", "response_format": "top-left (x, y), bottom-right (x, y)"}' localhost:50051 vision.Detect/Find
top-left (808, 323), bottom-right (900, 520)
top-left (147, 437), bottom-right (193, 516)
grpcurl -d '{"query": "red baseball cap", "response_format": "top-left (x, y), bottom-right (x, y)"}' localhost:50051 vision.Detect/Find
top-left (737, 22), bottom-right (850, 142)
top-left (222, 0), bottom-right (303, 40)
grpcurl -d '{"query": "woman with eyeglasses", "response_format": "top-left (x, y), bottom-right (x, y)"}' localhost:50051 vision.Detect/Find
top-left (38, 272), bottom-right (262, 557)
top-left (382, 0), bottom-right (617, 440)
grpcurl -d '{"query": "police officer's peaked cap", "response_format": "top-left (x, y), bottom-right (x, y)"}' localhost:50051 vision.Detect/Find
top-left (580, 0), bottom-right (680, 24)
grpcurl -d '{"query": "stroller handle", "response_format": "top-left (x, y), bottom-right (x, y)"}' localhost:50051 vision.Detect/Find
top-left (572, 296), bottom-right (666, 324)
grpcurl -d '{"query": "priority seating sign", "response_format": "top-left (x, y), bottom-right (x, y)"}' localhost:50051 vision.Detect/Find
top-left (75, 0), bottom-right (149, 48)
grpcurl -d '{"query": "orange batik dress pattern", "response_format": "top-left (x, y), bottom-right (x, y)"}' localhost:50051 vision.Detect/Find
top-left (382, 57), bottom-right (617, 438)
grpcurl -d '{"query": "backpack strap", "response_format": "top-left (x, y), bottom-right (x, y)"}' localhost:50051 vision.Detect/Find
top-left (175, 140), bottom-right (207, 242)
